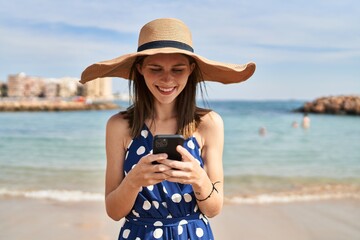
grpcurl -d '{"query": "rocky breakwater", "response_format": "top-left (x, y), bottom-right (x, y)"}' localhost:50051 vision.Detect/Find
top-left (0, 100), bottom-right (120, 112)
top-left (295, 95), bottom-right (360, 115)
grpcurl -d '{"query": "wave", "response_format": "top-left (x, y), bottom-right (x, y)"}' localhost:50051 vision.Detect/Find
top-left (1, 184), bottom-right (360, 204)
top-left (225, 184), bottom-right (360, 204)
top-left (226, 192), bottom-right (360, 204)
top-left (0, 188), bottom-right (104, 202)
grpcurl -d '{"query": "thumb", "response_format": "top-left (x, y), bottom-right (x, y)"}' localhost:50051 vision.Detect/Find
top-left (176, 145), bottom-right (194, 162)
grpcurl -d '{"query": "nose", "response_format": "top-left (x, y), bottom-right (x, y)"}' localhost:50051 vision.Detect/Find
top-left (161, 71), bottom-right (173, 82)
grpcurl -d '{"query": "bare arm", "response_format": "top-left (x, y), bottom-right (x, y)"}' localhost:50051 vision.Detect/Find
top-left (105, 114), bottom-right (170, 221)
top-left (158, 111), bottom-right (224, 217)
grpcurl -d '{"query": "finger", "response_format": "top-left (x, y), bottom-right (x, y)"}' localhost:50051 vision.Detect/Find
top-left (145, 153), bottom-right (168, 164)
top-left (176, 145), bottom-right (195, 162)
top-left (153, 163), bottom-right (172, 172)
top-left (157, 159), bottom-right (194, 172)
top-left (151, 172), bottom-right (169, 181)
top-left (163, 168), bottom-right (191, 179)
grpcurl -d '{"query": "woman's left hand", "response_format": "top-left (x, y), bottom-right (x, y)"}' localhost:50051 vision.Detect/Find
top-left (156, 145), bottom-right (207, 186)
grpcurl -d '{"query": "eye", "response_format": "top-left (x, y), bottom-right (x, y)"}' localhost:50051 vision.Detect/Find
top-left (172, 69), bottom-right (184, 73)
top-left (149, 68), bottom-right (162, 73)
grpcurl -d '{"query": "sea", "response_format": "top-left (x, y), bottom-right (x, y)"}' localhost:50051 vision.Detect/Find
top-left (1, 100), bottom-right (359, 204)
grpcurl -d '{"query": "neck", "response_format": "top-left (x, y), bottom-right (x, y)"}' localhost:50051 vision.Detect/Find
top-left (153, 101), bottom-right (177, 121)
top-left (146, 101), bottom-right (178, 135)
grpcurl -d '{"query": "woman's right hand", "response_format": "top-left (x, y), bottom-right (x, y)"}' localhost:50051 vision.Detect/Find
top-left (126, 153), bottom-right (171, 189)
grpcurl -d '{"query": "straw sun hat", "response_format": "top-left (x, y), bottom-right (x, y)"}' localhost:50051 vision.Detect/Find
top-left (80, 18), bottom-right (256, 84)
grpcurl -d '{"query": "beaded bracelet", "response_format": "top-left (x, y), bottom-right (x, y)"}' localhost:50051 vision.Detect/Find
top-left (195, 181), bottom-right (221, 202)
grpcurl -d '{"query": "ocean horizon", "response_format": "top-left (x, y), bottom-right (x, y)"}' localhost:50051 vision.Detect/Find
top-left (1, 100), bottom-right (359, 204)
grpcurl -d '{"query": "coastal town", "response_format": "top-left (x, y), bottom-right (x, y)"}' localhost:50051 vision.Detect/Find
top-left (0, 73), bottom-right (121, 111)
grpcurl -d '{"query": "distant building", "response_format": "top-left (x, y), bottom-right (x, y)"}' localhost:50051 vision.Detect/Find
top-left (8, 73), bottom-right (45, 98)
top-left (58, 77), bottom-right (79, 98)
top-left (8, 73), bottom-right (26, 97)
top-left (44, 79), bottom-right (59, 98)
top-left (6, 73), bottom-right (113, 100)
top-left (83, 77), bottom-right (113, 100)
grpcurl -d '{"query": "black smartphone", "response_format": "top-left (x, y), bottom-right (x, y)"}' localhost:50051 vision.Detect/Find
top-left (153, 134), bottom-right (185, 161)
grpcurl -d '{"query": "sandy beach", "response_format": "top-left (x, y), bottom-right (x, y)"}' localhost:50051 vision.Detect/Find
top-left (1, 197), bottom-right (359, 240)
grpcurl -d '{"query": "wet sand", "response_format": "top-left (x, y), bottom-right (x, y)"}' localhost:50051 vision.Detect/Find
top-left (1, 198), bottom-right (359, 240)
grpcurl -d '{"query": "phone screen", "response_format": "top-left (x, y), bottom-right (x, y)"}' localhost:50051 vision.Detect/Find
top-left (153, 134), bottom-right (185, 160)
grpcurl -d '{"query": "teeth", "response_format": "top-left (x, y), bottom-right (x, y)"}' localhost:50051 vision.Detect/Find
top-left (158, 87), bottom-right (174, 92)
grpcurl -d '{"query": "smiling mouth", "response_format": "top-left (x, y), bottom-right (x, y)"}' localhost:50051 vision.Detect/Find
top-left (157, 86), bottom-right (176, 94)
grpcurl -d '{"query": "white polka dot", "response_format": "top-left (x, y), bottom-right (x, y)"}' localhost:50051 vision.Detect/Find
top-left (122, 229), bottom-right (130, 238)
top-left (125, 151), bottom-right (129, 160)
top-left (147, 185), bottom-right (154, 191)
top-left (163, 186), bottom-right (168, 194)
top-left (196, 228), bottom-right (204, 237)
top-left (153, 228), bottom-right (163, 239)
top-left (141, 130), bottom-right (148, 138)
top-left (132, 209), bottom-right (140, 218)
top-left (200, 213), bottom-right (208, 224)
top-left (195, 159), bottom-right (201, 165)
top-left (162, 202), bottom-right (167, 208)
top-left (171, 193), bottom-right (182, 203)
top-left (131, 164), bottom-right (137, 169)
top-left (154, 221), bottom-right (163, 226)
top-left (179, 219), bottom-right (188, 225)
top-left (194, 205), bottom-right (199, 212)
top-left (166, 213), bottom-right (172, 218)
top-left (184, 193), bottom-right (192, 202)
top-left (142, 200), bottom-right (151, 210)
top-left (135, 238), bottom-right (141, 240)
top-left (187, 140), bottom-right (195, 149)
top-left (152, 201), bottom-right (159, 209)
top-left (136, 146), bottom-right (146, 155)
top-left (178, 219), bottom-right (188, 235)
top-left (178, 225), bottom-right (183, 235)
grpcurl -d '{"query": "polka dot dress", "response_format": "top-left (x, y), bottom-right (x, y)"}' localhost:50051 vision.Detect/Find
top-left (118, 125), bottom-right (214, 240)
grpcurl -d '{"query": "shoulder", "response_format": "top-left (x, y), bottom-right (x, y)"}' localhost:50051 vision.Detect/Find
top-left (106, 111), bottom-right (132, 149)
top-left (107, 111), bottom-right (129, 130)
top-left (195, 110), bottom-right (224, 147)
top-left (199, 110), bottom-right (223, 130)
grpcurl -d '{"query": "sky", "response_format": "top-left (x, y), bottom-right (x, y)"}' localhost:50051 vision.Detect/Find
top-left (0, 0), bottom-right (359, 100)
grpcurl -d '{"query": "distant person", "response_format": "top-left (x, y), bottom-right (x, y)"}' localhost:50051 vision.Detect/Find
top-left (80, 18), bottom-right (256, 239)
top-left (302, 113), bottom-right (310, 129)
top-left (259, 126), bottom-right (267, 136)
top-left (292, 121), bottom-right (299, 128)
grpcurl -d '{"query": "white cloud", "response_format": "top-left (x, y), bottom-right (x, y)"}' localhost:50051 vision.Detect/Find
top-left (1, 0), bottom-right (359, 98)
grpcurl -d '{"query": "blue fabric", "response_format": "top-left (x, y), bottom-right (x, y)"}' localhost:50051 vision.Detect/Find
top-left (118, 124), bottom-right (214, 239)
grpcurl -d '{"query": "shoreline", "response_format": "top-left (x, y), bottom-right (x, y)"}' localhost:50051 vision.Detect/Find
top-left (1, 181), bottom-right (360, 204)
top-left (1, 197), bottom-right (359, 240)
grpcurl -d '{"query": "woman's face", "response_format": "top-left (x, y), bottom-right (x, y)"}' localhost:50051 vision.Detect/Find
top-left (137, 53), bottom-right (194, 105)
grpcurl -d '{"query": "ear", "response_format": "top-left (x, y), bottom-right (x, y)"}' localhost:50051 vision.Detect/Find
top-left (190, 63), bottom-right (195, 73)
top-left (136, 64), bottom-right (143, 75)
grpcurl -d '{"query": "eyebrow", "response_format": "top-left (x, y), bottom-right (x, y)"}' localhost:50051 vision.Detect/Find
top-left (146, 63), bottom-right (188, 67)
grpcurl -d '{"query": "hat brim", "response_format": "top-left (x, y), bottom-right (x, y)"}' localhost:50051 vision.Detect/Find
top-left (80, 48), bottom-right (256, 84)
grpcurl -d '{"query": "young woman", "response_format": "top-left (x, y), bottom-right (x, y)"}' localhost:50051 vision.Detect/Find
top-left (81, 18), bottom-right (255, 240)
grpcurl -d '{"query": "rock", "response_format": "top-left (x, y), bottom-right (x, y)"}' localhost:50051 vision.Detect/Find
top-left (0, 99), bottom-right (121, 112)
top-left (295, 95), bottom-right (360, 115)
